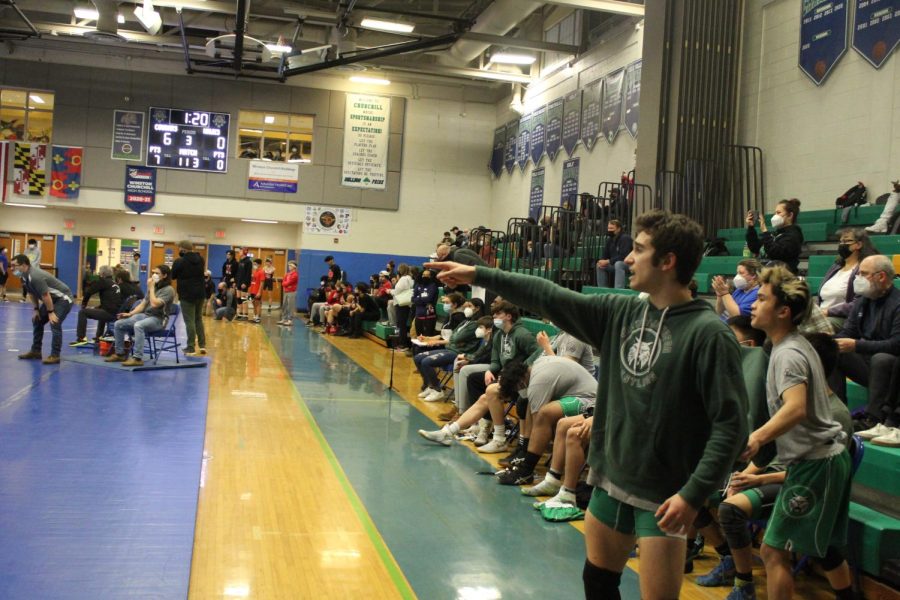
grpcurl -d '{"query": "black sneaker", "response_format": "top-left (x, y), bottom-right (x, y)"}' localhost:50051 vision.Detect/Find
top-left (684, 534), bottom-right (704, 573)
top-left (498, 446), bottom-right (526, 467)
top-left (853, 413), bottom-right (880, 433)
top-left (496, 465), bottom-right (535, 486)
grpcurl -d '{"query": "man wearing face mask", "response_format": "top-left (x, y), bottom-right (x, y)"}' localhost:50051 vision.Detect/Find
top-left (712, 259), bottom-right (762, 322)
top-left (106, 264), bottom-right (177, 367)
top-left (829, 255), bottom-right (900, 434)
top-left (13, 254), bottom-right (73, 364)
top-left (171, 240), bottom-right (207, 356)
top-left (21, 238), bottom-right (42, 302)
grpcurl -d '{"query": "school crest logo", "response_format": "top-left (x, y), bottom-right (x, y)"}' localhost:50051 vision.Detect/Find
top-left (781, 485), bottom-right (817, 518)
top-left (619, 317), bottom-right (672, 389)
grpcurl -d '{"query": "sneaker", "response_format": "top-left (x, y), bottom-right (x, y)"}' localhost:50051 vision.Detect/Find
top-left (725, 582), bottom-right (756, 600)
top-left (522, 473), bottom-right (562, 497)
top-left (18, 351), bottom-right (42, 360)
top-left (69, 338), bottom-right (89, 347)
top-left (418, 428), bottom-right (453, 446)
top-left (104, 353), bottom-right (128, 362)
top-left (423, 389), bottom-right (445, 402)
top-left (478, 438), bottom-right (508, 454)
top-left (696, 555), bottom-right (736, 587)
top-left (199, 348), bottom-right (207, 355)
top-left (42, 355), bottom-right (60, 365)
top-left (474, 419), bottom-right (490, 446)
top-left (418, 388), bottom-right (433, 399)
top-left (857, 422), bottom-right (893, 440)
top-left (853, 413), bottom-right (880, 433)
top-left (496, 465), bottom-right (534, 485)
top-left (872, 427), bottom-right (900, 447)
top-left (866, 223), bottom-right (888, 234)
top-left (498, 446), bottom-right (527, 467)
top-left (537, 495), bottom-right (584, 522)
top-left (686, 534), bottom-right (705, 562)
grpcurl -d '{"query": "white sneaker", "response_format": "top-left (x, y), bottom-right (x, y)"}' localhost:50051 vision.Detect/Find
top-left (858, 423), bottom-right (893, 440)
top-left (418, 428), bottom-right (453, 446)
top-left (417, 388), bottom-right (432, 398)
top-left (872, 427), bottom-right (900, 447)
top-left (866, 223), bottom-right (888, 233)
top-left (522, 473), bottom-right (562, 497)
top-left (474, 419), bottom-right (490, 446)
top-left (478, 438), bottom-right (508, 453)
top-left (423, 389), bottom-right (445, 402)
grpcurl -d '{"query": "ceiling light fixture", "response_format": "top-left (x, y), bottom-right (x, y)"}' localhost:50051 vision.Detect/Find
top-left (263, 115), bottom-right (275, 124)
top-left (125, 210), bottom-right (165, 216)
top-left (265, 43), bottom-right (292, 54)
top-left (4, 202), bottom-right (46, 208)
top-left (74, 7), bottom-right (126, 24)
top-left (349, 75), bottom-right (391, 86)
top-left (489, 52), bottom-right (537, 65)
top-left (133, 0), bottom-right (162, 34)
top-left (30, 94), bottom-right (45, 104)
top-left (241, 218), bottom-right (279, 224)
top-left (360, 18), bottom-right (415, 34)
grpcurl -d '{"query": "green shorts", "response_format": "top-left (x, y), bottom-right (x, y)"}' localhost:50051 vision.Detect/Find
top-left (587, 487), bottom-right (683, 539)
top-left (557, 396), bottom-right (593, 418)
top-left (763, 450), bottom-right (851, 558)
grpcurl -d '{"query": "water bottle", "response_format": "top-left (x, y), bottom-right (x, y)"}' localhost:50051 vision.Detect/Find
top-left (742, 244), bottom-right (752, 258)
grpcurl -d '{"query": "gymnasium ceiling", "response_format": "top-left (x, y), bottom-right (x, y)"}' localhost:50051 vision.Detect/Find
top-left (0, 0), bottom-right (644, 88)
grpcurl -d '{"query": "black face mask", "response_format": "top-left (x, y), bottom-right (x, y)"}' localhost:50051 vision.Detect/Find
top-left (838, 244), bottom-right (853, 259)
top-left (179, 250), bottom-right (186, 257)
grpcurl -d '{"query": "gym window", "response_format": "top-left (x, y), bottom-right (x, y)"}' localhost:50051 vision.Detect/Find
top-left (237, 110), bottom-right (313, 163)
top-left (0, 88), bottom-right (55, 143)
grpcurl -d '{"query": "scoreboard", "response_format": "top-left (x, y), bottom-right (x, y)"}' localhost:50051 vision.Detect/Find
top-left (146, 107), bottom-right (230, 173)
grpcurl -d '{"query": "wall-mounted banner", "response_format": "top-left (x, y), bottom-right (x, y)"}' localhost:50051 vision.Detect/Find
top-left (602, 69), bottom-right (625, 144)
top-left (0, 142), bottom-right (9, 203)
top-left (49, 145), bottom-right (83, 199)
top-left (560, 158), bottom-right (580, 209)
top-left (562, 90), bottom-right (582, 157)
top-left (852, 0), bottom-right (900, 68)
top-left (124, 165), bottom-right (156, 214)
top-left (111, 110), bottom-right (145, 161)
top-left (13, 143), bottom-right (46, 196)
top-left (545, 98), bottom-right (564, 161)
top-left (799, 0), bottom-right (849, 85)
top-left (517, 112), bottom-right (531, 172)
top-left (248, 160), bottom-right (299, 193)
top-left (305, 205), bottom-right (352, 236)
top-left (342, 94), bottom-right (390, 189)
top-left (530, 105), bottom-right (546, 166)
top-left (581, 79), bottom-right (603, 151)
top-left (504, 120), bottom-right (519, 175)
top-left (623, 60), bottom-right (642, 139)
top-left (529, 167), bottom-right (545, 221)
top-left (490, 126), bottom-right (507, 178)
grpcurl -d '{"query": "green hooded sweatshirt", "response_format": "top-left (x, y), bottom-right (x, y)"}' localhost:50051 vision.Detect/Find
top-left (489, 320), bottom-right (538, 375)
top-left (475, 268), bottom-right (748, 509)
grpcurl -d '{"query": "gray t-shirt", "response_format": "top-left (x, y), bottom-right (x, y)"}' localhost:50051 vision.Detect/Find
top-left (767, 332), bottom-right (844, 464)
top-left (23, 268), bottom-right (72, 302)
top-left (553, 331), bottom-right (596, 375)
top-left (527, 355), bottom-right (597, 413)
top-left (145, 283), bottom-right (175, 319)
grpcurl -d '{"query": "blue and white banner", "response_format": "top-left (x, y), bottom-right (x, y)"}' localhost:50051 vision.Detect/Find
top-left (517, 113), bottom-right (531, 172)
top-left (111, 110), bottom-right (144, 161)
top-left (562, 90), bottom-right (582, 157)
top-left (248, 160), bottom-right (298, 193)
top-left (581, 79), bottom-right (603, 151)
top-left (853, 0), bottom-right (900, 68)
top-left (530, 105), bottom-right (546, 166)
top-left (529, 167), bottom-right (545, 221)
top-left (623, 60), bottom-right (642, 139)
top-left (799, 0), bottom-right (849, 85)
top-left (124, 166), bottom-right (156, 214)
top-left (490, 126), bottom-right (506, 178)
top-left (545, 98), bottom-right (564, 161)
top-left (504, 120), bottom-right (518, 175)
top-left (602, 69), bottom-right (625, 144)
top-left (560, 158), bottom-right (580, 209)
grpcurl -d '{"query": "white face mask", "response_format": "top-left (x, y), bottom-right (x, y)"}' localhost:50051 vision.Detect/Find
top-left (151, 273), bottom-right (160, 283)
top-left (733, 274), bottom-right (749, 291)
top-left (463, 307), bottom-right (474, 318)
top-left (770, 214), bottom-right (785, 229)
top-left (853, 275), bottom-right (877, 299)
top-left (493, 318), bottom-right (505, 330)
top-left (475, 327), bottom-right (486, 339)
top-left (442, 303), bottom-right (452, 313)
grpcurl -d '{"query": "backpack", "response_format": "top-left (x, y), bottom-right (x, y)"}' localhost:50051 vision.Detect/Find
top-left (835, 182), bottom-right (867, 208)
top-left (704, 238), bottom-right (729, 257)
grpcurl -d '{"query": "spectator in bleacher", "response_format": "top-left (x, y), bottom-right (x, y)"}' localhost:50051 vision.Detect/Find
top-left (830, 255), bottom-right (900, 431)
top-left (373, 271), bottom-right (393, 321)
top-left (324, 255), bottom-right (342, 284)
top-left (308, 282), bottom-right (336, 327)
top-left (412, 268), bottom-right (439, 337)
top-left (745, 198), bottom-right (804, 274)
top-left (594, 219), bottom-right (633, 289)
top-left (712, 258), bottom-right (762, 322)
top-left (389, 264), bottom-right (414, 351)
top-left (435, 243), bottom-right (487, 267)
top-left (817, 228), bottom-right (878, 330)
top-left (71, 265), bottom-right (121, 345)
top-left (385, 260), bottom-right (396, 277)
top-left (450, 226), bottom-right (466, 247)
top-left (744, 267), bottom-right (854, 600)
top-left (279, 260), bottom-right (298, 326)
top-left (413, 298), bottom-right (482, 401)
top-left (413, 293), bottom-right (468, 350)
top-left (866, 179), bottom-right (899, 234)
top-left (348, 283), bottom-right (380, 339)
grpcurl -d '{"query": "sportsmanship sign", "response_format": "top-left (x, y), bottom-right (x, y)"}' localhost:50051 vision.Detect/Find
top-left (852, 0), bottom-right (900, 68)
top-left (799, 0), bottom-right (849, 85)
top-left (124, 166), bottom-right (157, 214)
top-left (342, 94), bottom-right (390, 189)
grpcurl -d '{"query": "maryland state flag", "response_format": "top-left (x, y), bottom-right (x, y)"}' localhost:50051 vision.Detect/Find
top-left (50, 145), bottom-right (83, 199)
top-left (13, 142), bottom-right (47, 196)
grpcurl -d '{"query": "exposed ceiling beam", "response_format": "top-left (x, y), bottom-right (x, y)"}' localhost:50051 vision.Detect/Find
top-left (379, 60), bottom-right (533, 84)
top-left (542, 0), bottom-right (644, 16)
top-left (460, 32), bottom-right (579, 54)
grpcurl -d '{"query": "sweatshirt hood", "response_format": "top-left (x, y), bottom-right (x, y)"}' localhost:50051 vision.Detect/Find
top-left (184, 252), bottom-right (203, 266)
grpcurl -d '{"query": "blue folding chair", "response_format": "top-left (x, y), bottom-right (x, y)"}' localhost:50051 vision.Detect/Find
top-left (144, 304), bottom-right (181, 365)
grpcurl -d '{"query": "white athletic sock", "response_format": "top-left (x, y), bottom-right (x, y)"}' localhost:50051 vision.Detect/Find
top-left (447, 422), bottom-right (460, 435)
top-left (556, 488), bottom-right (576, 504)
top-left (493, 425), bottom-right (505, 440)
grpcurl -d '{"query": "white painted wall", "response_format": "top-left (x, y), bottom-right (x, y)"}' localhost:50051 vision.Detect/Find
top-left (738, 0), bottom-right (900, 210)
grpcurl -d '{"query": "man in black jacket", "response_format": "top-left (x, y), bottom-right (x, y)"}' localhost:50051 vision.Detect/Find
top-left (595, 219), bottom-right (633, 288)
top-left (71, 265), bottom-right (122, 344)
top-left (172, 240), bottom-right (206, 356)
top-left (829, 255), bottom-right (900, 429)
top-left (235, 247), bottom-right (254, 319)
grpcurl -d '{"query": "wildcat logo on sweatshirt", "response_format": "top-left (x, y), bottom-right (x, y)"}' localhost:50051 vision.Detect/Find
top-left (619, 316), bottom-right (673, 389)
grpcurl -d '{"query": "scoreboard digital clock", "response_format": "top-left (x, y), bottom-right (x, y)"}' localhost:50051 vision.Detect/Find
top-left (146, 107), bottom-right (230, 173)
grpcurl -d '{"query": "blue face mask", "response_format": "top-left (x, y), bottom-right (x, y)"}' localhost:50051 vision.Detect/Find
top-left (13, 269), bottom-right (22, 277)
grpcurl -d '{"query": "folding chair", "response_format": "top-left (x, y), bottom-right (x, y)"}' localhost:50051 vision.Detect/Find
top-left (144, 304), bottom-right (181, 365)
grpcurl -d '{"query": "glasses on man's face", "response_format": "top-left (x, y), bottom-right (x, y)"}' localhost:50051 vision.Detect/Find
top-left (839, 238), bottom-right (857, 244)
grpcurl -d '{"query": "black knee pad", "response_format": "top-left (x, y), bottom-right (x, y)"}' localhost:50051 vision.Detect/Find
top-left (516, 397), bottom-right (528, 420)
top-left (718, 502), bottom-right (752, 550)
top-left (583, 560), bottom-right (621, 600)
top-left (817, 546), bottom-right (845, 571)
top-left (693, 505), bottom-right (713, 529)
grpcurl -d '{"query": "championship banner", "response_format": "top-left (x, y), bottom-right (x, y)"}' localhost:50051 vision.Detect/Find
top-left (581, 79), bottom-right (603, 151)
top-left (601, 69), bottom-right (625, 144)
top-left (111, 110), bottom-right (144, 161)
top-left (799, 0), bottom-right (849, 85)
top-left (853, 0), bottom-right (900, 68)
top-left (0, 142), bottom-right (9, 203)
top-left (530, 105), bottom-right (547, 166)
top-left (304, 206), bottom-right (352, 236)
top-left (49, 146), bottom-right (83, 199)
top-left (124, 165), bottom-right (157, 214)
top-left (562, 90), bottom-right (582, 157)
top-left (13, 143), bottom-right (46, 196)
top-left (545, 98), bottom-right (564, 161)
top-left (504, 120), bottom-right (519, 175)
top-left (490, 126), bottom-right (506, 178)
top-left (529, 167), bottom-right (545, 221)
top-left (560, 158), bottom-right (580, 209)
top-left (623, 60), bottom-right (642, 139)
top-left (342, 94), bottom-right (390, 189)
top-left (517, 112), bottom-right (531, 172)
top-left (248, 160), bottom-right (298, 193)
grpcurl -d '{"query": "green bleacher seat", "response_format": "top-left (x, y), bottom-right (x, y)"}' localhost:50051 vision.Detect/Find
top-left (725, 241), bottom-right (747, 256)
top-left (765, 206), bottom-right (884, 227)
top-left (717, 228), bottom-right (746, 241)
top-left (804, 276), bottom-right (823, 294)
top-left (718, 223), bottom-right (834, 243)
top-left (562, 257), bottom-right (583, 271)
top-left (699, 256), bottom-right (743, 274)
top-left (520, 317), bottom-right (558, 337)
top-left (693, 272), bottom-right (711, 294)
top-left (807, 255), bottom-right (837, 278)
top-left (582, 286), bottom-right (639, 296)
top-left (873, 237), bottom-right (900, 254)
top-left (855, 442), bottom-right (900, 498)
top-left (849, 502), bottom-right (900, 577)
